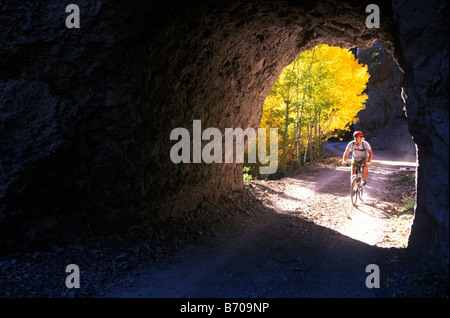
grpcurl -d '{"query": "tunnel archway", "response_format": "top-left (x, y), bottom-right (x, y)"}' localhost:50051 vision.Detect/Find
top-left (0, 0), bottom-right (448, 275)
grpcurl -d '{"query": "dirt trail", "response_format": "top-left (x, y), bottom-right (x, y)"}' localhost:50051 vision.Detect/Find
top-left (107, 142), bottom-right (417, 298)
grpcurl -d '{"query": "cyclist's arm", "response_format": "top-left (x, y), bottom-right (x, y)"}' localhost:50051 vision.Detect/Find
top-left (367, 149), bottom-right (373, 165)
top-left (342, 149), bottom-right (351, 164)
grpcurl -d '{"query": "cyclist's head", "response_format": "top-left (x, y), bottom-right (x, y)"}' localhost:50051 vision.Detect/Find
top-left (353, 131), bottom-right (363, 139)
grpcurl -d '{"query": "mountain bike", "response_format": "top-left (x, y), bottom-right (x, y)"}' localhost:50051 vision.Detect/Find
top-left (349, 162), bottom-right (366, 206)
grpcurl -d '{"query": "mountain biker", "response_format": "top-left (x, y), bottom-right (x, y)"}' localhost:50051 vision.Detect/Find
top-left (342, 131), bottom-right (373, 186)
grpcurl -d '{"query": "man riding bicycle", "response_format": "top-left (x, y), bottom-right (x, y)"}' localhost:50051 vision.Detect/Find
top-left (342, 131), bottom-right (373, 186)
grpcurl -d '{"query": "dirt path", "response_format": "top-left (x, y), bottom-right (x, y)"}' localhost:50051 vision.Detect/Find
top-left (107, 142), bottom-right (417, 298)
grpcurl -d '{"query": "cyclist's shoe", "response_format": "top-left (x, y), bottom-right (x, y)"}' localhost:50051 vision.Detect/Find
top-left (362, 179), bottom-right (367, 186)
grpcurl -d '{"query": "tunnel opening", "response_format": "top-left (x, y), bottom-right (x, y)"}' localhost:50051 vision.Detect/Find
top-left (246, 41), bottom-right (413, 177)
top-left (239, 39), bottom-right (416, 249)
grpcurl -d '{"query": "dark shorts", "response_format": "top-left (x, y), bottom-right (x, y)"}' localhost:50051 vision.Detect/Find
top-left (352, 157), bottom-right (368, 168)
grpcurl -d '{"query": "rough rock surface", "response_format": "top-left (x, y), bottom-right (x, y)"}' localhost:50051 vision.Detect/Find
top-left (356, 40), bottom-right (404, 137)
top-left (356, 40), bottom-right (415, 159)
top-left (391, 0), bottom-right (449, 272)
top-left (0, 0), bottom-right (448, 276)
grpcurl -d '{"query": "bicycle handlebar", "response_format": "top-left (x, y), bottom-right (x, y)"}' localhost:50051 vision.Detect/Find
top-left (344, 161), bottom-right (366, 167)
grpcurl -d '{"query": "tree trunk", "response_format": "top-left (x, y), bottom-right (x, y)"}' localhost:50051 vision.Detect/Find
top-left (282, 100), bottom-right (290, 174)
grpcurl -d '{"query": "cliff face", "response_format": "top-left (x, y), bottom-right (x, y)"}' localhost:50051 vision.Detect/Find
top-left (0, 0), bottom-right (448, 273)
top-left (391, 0), bottom-right (449, 271)
top-left (355, 40), bottom-right (416, 158)
top-left (356, 40), bottom-right (404, 137)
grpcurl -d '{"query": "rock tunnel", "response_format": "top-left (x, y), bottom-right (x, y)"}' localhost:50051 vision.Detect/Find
top-left (0, 0), bottom-right (448, 274)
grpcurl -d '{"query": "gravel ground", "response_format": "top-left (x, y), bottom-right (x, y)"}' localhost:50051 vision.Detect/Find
top-left (0, 190), bottom-right (258, 298)
top-left (0, 149), bottom-right (448, 298)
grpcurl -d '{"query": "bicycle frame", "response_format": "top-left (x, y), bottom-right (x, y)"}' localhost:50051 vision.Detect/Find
top-left (349, 162), bottom-right (365, 206)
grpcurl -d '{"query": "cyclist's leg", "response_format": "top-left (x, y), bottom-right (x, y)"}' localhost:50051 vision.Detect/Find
top-left (361, 157), bottom-right (369, 181)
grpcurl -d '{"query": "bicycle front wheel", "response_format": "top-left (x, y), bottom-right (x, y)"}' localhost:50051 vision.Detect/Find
top-left (351, 178), bottom-right (358, 206)
top-left (358, 184), bottom-right (364, 201)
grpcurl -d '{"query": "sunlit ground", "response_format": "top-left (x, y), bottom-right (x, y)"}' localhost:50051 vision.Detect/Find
top-left (373, 158), bottom-right (416, 167)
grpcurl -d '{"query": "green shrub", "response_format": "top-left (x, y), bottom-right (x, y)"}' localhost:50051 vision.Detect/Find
top-left (243, 166), bottom-right (253, 184)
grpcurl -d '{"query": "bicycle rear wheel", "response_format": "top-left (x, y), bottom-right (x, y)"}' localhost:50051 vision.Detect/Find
top-left (351, 178), bottom-right (358, 205)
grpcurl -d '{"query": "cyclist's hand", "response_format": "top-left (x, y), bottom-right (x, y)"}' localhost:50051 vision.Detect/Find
top-left (342, 161), bottom-right (347, 166)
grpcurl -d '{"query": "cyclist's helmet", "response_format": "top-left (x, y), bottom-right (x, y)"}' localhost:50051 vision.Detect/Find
top-left (353, 131), bottom-right (364, 138)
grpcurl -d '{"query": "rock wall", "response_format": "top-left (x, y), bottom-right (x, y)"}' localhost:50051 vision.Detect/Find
top-left (356, 40), bottom-right (404, 136)
top-left (392, 0), bottom-right (449, 272)
top-left (0, 0), bottom-right (448, 274)
top-left (356, 40), bottom-right (416, 158)
top-left (1, 0), bottom-right (147, 248)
